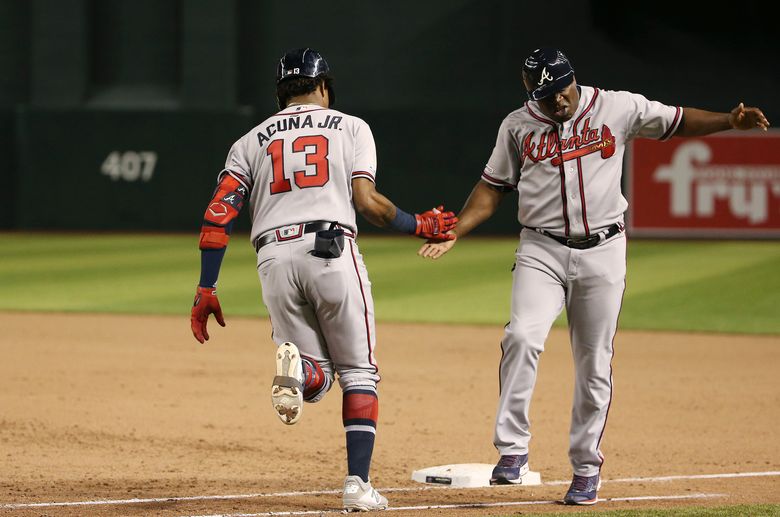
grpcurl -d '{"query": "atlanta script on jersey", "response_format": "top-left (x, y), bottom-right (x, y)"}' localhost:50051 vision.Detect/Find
top-left (482, 86), bottom-right (682, 236)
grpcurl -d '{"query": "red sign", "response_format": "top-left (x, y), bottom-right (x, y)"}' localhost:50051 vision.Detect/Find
top-left (628, 132), bottom-right (780, 237)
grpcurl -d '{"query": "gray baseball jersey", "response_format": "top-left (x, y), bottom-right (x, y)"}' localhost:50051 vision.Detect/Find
top-left (482, 86), bottom-right (681, 236)
top-left (219, 103), bottom-right (381, 392)
top-left (486, 86), bottom-right (681, 476)
top-left (221, 104), bottom-right (377, 243)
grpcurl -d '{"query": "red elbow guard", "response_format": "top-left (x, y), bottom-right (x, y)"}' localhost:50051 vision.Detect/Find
top-left (204, 176), bottom-right (247, 226)
top-left (199, 175), bottom-right (248, 250)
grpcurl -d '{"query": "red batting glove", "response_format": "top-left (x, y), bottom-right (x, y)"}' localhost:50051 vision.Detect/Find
top-left (415, 205), bottom-right (459, 241)
top-left (191, 286), bottom-right (226, 343)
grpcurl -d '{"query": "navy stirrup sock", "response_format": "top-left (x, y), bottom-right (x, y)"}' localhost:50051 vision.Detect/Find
top-left (342, 387), bottom-right (378, 482)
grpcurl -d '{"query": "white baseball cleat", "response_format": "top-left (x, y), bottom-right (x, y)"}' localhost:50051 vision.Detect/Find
top-left (271, 342), bottom-right (303, 425)
top-left (342, 475), bottom-right (388, 512)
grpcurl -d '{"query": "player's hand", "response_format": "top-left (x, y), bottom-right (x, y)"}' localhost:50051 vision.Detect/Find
top-left (191, 286), bottom-right (226, 343)
top-left (415, 205), bottom-right (458, 241)
top-left (729, 102), bottom-right (770, 131)
top-left (418, 232), bottom-right (457, 259)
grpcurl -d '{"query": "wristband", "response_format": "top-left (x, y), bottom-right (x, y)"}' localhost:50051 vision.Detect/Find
top-left (389, 207), bottom-right (416, 234)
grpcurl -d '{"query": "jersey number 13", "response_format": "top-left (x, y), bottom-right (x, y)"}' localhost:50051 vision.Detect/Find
top-left (266, 136), bottom-right (330, 194)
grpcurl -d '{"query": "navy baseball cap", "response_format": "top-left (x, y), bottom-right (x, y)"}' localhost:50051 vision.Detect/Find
top-left (277, 48), bottom-right (330, 83)
top-left (522, 48), bottom-right (574, 100)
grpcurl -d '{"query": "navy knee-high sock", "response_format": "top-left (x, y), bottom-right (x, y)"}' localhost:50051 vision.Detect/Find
top-left (342, 387), bottom-right (378, 482)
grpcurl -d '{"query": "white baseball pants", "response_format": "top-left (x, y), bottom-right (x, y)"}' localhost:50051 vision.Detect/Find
top-left (494, 227), bottom-right (626, 476)
top-left (256, 232), bottom-right (380, 390)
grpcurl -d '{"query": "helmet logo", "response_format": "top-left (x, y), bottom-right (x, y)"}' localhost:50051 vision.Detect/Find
top-left (538, 67), bottom-right (553, 85)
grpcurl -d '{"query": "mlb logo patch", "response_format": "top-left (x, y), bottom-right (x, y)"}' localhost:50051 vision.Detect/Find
top-left (275, 224), bottom-right (304, 241)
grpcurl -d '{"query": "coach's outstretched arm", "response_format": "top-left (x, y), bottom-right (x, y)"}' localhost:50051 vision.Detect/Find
top-left (674, 103), bottom-right (770, 137)
top-left (418, 179), bottom-right (508, 260)
top-left (351, 177), bottom-right (458, 240)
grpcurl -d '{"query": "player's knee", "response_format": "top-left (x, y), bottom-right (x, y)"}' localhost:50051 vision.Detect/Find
top-left (337, 371), bottom-right (379, 392)
top-left (503, 325), bottom-right (546, 354)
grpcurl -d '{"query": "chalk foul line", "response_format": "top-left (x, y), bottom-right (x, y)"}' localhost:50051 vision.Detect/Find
top-left (1, 470), bottom-right (777, 509)
top-left (184, 493), bottom-right (728, 517)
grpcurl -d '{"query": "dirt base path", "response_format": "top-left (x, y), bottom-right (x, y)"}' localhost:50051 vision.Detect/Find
top-left (1, 312), bottom-right (778, 516)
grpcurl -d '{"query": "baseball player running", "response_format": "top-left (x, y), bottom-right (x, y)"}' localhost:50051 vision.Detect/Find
top-left (419, 48), bottom-right (769, 505)
top-left (190, 48), bottom-right (457, 512)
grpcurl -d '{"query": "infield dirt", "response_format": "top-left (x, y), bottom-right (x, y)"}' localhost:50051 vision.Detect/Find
top-left (1, 312), bottom-right (778, 516)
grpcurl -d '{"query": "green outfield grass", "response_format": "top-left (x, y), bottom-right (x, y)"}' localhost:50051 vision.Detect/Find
top-left (1, 233), bottom-right (779, 334)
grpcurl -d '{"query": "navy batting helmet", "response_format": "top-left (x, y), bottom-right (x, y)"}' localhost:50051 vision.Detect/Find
top-left (277, 48), bottom-right (330, 83)
top-left (522, 48), bottom-right (574, 101)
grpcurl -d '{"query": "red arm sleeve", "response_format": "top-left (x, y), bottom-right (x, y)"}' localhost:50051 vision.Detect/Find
top-left (199, 175), bottom-right (248, 250)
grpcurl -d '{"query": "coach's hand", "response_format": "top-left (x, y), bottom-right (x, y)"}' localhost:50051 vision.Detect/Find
top-left (415, 205), bottom-right (458, 241)
top-left (191, 286), bottom-right (225, 343)
top-left (418, 232), bottom-right (457, 259)
top-left (729, 102), bottom-right (770, 131)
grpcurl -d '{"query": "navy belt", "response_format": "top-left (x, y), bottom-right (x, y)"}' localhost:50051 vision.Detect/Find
top-left (254, 221), bottom-right (353, 252)
top-left (528, 223), bottom-right (624, 250)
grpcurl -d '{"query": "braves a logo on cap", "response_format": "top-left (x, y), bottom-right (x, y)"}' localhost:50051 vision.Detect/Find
top-left (538, 67), bottom-right (554, 85)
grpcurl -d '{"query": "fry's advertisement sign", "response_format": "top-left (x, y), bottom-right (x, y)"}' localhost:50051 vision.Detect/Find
top-left (628, 133), bottom-right (780, 237)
